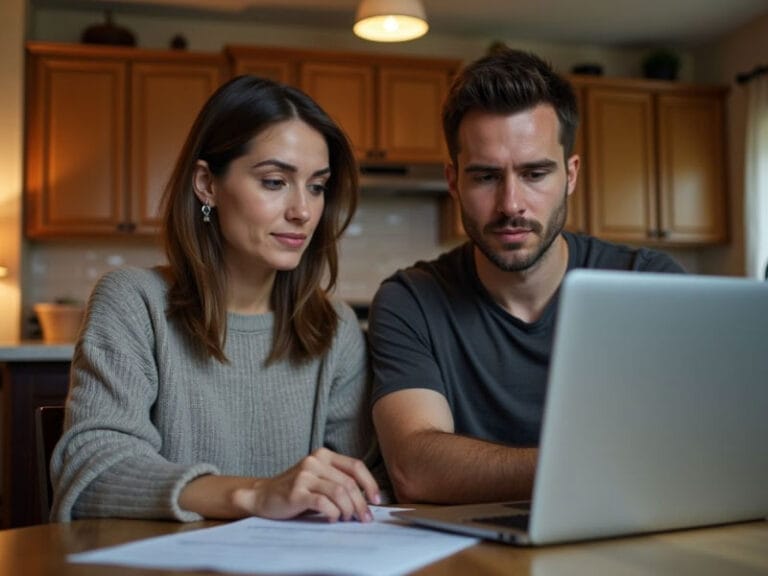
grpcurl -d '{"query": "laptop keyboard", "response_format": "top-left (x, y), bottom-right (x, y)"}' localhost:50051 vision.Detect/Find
top-left (471, 513), bottom-right (530, 531)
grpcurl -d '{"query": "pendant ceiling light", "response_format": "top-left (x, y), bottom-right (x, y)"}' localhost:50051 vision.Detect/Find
top-left (353, 0), bottom-right (429, 42)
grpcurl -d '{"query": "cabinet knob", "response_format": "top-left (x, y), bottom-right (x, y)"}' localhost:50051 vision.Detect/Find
top-left (116, 222), bottom-right (136, 233)
top-left (646, 229), bottom-right (670, 240)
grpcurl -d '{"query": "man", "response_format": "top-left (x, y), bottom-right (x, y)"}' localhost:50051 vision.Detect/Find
top-left (368, 49), bottom-right (684, 505)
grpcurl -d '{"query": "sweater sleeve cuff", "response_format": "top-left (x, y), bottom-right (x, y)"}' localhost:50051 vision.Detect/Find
top-left (170, 463), bottom-right (221, 522)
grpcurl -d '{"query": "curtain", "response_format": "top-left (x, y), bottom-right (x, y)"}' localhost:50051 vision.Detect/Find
top-left (744, 75), bottom-right (768, 279)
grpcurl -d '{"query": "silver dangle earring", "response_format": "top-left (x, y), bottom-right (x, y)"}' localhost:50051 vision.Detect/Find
top-left (201, 201), bottom-right (211, 223)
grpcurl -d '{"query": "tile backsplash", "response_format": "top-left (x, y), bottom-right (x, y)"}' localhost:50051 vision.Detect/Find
top-left (337, 195), bottom-right (459, 302)
top-left (22, 193), bottom-right (702, 338)
top-left (23, 195), bottom-right (456, 337)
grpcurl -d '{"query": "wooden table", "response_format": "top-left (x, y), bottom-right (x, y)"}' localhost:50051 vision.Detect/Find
top-left (1, 518), bottom-right (768, 575)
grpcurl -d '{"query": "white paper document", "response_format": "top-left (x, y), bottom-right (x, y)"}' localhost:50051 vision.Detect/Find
top-left (68, 507), bottom-right (478, 575)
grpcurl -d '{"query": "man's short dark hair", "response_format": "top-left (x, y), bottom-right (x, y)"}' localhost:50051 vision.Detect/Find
top-left (442, 48), bottom-right (579, 163)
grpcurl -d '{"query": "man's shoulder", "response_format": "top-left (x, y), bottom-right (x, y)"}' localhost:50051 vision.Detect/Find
top-left (565, 232), bottom-right (685, 273)
top-left (371, 243), bottom-right (473, 322)
top-left (382, 243), bottom-right (469, 292)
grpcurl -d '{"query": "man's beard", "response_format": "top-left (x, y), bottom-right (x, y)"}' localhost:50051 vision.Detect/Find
top-left (461, 187), bottom-right (568, 273)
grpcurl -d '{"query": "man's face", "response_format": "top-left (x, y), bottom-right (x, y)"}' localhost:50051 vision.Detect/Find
top-left (447, 105), bottom-right (579, 273)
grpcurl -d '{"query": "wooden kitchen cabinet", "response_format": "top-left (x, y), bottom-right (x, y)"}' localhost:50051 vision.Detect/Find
top-left (302, 59), bottom-right (454, 163)
top-left (585, 87), bottom-right (657, 242)
top-left (226, 45), bottom-right (460, 164)
top-left (584, 79), bottom-right (727, 244)
top-left (656, 93), bottom-right (727, 243)
top-left (300, 61), bottom-right (376, 159)
top-left (129, 60), bottom-right (224, 233)
top-left (226, 45), bottom-right (296, 84)
top-left (25, 43), bottom-right (225, 238)
top-left (376, 65), bottom-right (452, 163)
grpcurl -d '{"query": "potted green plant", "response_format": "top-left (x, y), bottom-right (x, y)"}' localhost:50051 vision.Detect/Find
top-left (642, 49), bottom-right (680, 81)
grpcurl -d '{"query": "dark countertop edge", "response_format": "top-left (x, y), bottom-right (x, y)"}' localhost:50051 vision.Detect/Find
top-left (0, 342), bottom-right (75, 362)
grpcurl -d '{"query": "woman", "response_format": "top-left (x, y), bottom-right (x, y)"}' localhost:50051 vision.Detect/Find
top-left (50, 75), bottom-right (382, 523)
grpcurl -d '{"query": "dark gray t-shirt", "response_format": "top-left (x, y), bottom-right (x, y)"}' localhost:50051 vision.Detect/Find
top-left (368, 232), bottom-right (685, 446)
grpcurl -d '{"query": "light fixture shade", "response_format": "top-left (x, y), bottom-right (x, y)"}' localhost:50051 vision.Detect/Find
top-left (354, 0), bottom-right (429, 42)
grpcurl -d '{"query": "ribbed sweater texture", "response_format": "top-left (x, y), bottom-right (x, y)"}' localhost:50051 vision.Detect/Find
top-left (50, 267), bottom-right (373, 522)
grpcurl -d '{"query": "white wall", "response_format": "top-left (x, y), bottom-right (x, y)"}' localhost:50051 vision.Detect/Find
top-left (0, 0), bottom-right (26, 341)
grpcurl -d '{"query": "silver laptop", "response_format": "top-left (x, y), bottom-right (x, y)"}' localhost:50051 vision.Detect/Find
top-left (393, 269), bottom-right (768, 545)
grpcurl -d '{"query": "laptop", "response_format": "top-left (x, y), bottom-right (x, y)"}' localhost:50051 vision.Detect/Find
top-left (393, 269), bottom-right (768, 545)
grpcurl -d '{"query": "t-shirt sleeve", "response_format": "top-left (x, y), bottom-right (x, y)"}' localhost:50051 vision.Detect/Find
top-left (368, 276), bottom-right (447, 406)
top-left (634, 248), bottom-right (687, 273)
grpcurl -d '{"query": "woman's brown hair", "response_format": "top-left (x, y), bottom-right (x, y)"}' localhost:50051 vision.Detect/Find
top-left (161, 75), bottom-right (358, 364)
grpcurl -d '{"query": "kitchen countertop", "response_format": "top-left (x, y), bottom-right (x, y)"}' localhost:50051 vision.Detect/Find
top-left (0, 341), bottom-right (75, 362)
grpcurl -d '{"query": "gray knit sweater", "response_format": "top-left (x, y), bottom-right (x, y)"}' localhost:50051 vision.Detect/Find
top-left (50, 267), bottom-right (374, 522)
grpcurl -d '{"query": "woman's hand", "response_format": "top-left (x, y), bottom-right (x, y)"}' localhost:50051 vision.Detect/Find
top-left (179, 447), bottom-right (381, 522)
top-left (240, 447), bottom-right (381, 522)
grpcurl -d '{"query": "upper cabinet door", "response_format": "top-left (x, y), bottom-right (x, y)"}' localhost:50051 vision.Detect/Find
top-left (226, 46), bottom-right (460, 165)
top-left (26, 56), bottom-right (128, 237)
top-left (130, 61), bottom-right (223, 234)
top-left (231, 61), bottom-right (293, 84)
top-left (225, 45), bottom-right (297, 84)
top-left (657, 94), bottom-right (727, 243)
top-left (377, 66), bottom-right (449, 163)
top-left (25, 43), bottom-right (225, 238)
top-left (300, 62), bottom-right (376, 159)
top-left (587, 88), bottom-right (657, 242)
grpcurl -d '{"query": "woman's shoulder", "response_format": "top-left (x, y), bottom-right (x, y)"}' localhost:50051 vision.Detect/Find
top-left (328, 298), bottom-right (365, 347)
top-left (89, 266), bottom-right (170, 316)
top-left (94, 266), bottom-right (169, 295)
top-left (78, 267), bottom-right (172, 354)
top-left (330, 298), bottom-right (358, 325)
top-left (321, 298), bottom-right (368, 375)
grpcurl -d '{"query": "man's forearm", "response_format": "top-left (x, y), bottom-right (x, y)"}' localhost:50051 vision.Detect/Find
top-left (388, 430), bottom-right (538, 504)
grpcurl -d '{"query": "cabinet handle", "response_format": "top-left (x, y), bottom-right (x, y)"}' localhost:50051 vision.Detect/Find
top-left (657, 229), bottom-right (669, 239)
top-left (366, 149), bottom-right (387, 160)
top-left (116, 222), bottom-right (136, 233)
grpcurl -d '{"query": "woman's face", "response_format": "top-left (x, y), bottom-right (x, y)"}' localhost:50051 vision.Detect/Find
top-left (196, 119), bottom-right (329, 278)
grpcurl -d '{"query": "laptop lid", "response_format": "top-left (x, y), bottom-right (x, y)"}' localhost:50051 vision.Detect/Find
top-left (395, 270), bottom-right (768, 545)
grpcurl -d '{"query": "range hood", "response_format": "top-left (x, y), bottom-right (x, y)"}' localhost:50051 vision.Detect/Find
top-left (358, 163), bottom-right (447, 195)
